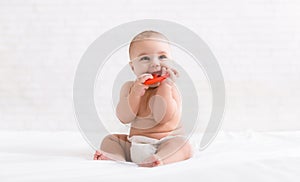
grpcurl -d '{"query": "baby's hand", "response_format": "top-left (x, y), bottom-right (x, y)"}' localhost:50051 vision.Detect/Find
top-left (131, 73), bottom-right (153, 96)
top-left (161, 63), bottom-right (179, 84)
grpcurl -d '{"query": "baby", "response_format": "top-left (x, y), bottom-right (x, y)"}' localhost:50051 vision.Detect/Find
top-left (93, 30), bottom-right (193, 167)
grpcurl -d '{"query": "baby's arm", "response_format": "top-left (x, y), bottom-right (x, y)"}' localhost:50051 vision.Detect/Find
top-left (116, 74), bottom-right (153, 124)
top-left (150, 81), bottom-right (181, 123)
top-left (116, 81), bottom-right (136, 124)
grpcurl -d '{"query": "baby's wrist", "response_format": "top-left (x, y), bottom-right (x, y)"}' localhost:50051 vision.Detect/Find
top-left (128, 84), bottom-right (138, 94)
top-left (129, 88), bottom-right (142, 97)
top-left (162, 78), bottom-right (175, 87)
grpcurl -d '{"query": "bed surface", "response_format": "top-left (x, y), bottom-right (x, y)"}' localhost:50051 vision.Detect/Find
top-left (1, 130), bottom-right (300, 182)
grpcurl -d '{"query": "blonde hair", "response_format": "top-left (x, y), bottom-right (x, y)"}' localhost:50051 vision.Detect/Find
top-left (129, 30), bottom-right (169, 58)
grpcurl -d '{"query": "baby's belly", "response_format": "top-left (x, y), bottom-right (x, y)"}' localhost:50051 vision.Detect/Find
top-left (129, 118), bottom-right (183, 140)
top-left (130, 117), bottom-right (158, 130)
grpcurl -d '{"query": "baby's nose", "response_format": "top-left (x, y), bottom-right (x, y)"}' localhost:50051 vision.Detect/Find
top-left (150, 58), bottom-right (160, 68)
top-left (151, 63), bottom-right (160, 68)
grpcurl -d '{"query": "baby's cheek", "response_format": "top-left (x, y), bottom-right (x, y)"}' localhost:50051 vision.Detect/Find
top-left (133, 63), bottom-right (148, 75)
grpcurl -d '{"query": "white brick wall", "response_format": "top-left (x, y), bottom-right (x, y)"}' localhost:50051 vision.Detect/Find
top-left (0, 0), bottom-right (299, 131)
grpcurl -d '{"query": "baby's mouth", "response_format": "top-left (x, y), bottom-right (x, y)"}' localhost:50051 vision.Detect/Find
top-left (150, 70), bottom-right (162, 76)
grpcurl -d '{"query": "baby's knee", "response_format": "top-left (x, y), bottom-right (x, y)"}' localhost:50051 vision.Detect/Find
top-left (171, 137), bottom-right (193, 158)
top-left (101, 134), bottom-right (129, 146)
top-left (166, 137), bottom-right (187, 147)
top-left (102, 134), bottom-right (123, 144)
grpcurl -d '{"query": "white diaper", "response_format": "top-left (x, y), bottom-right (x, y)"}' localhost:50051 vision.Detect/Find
top-left (128, 135), bottom-right (177, 164)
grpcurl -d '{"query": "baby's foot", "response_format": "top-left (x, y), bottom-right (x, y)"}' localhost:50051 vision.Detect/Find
top-left (138, 154), bottom-right (163, 167)
top-left (93, 150), bottom-right (111, 160)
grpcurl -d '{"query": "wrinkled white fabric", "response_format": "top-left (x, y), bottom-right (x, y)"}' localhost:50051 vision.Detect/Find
top-left (1, 131), bottom-right (300, 182)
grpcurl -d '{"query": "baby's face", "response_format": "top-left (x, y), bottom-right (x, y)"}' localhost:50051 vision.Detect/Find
top-left (129, 40), bottom-right (172, 77)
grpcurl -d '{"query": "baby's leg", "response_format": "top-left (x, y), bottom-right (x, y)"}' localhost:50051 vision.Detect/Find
top-left (156, 137), bottom-right (193, 165)
top-left (94, 134), bottom-right (131, 162)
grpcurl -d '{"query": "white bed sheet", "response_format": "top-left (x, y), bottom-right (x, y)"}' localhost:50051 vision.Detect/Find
top-left (1, 131), bottom-right (300, 182)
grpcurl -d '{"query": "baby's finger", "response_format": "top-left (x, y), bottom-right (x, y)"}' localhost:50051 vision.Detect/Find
top-left (161, 67), bottom-right (167, 76)
top-left (169, 68), bottom-right (176, 77)
top-left (160, 62), bottom-right (170, 69)
top-left (140, 75), bottom-right (154, 83)
top-left (171, 68), bottom-right (179, 78)
top-left (138, 73), bottom-right (153, 79)
top-left (166, 67), bottom-right (176, 81)
top-left (137, 74), bottom-right (153, 83)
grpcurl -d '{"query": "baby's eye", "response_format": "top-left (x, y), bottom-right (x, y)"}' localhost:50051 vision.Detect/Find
top-left (158, 55), bottom-right (168, 60)
top-left (139, 56), bottom-right (151, 61)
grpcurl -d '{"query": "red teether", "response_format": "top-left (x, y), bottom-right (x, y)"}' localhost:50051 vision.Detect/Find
top-left (144, 73), bottom-right (169, 85)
